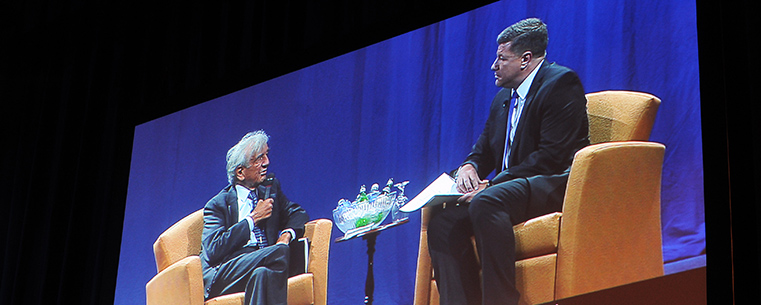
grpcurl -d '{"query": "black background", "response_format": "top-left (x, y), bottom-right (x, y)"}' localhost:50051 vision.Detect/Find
top-left (1, 0), bottom-right (757, 304)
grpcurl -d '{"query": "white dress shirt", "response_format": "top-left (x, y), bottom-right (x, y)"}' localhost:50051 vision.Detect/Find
top-left (503, 59), bottom-right (544, 170)
top-left (235, 185), bottom-right (295, 247)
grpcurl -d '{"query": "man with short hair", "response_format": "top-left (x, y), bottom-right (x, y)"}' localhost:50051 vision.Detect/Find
top-left (427, 18), bottom-right (589, 305)
top-left (201, 130), bottom-right (309, 305)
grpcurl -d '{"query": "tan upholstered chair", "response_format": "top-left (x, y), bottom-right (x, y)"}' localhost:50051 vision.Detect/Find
top-left (146, 209), bottom-right (332, 305)
top-left (413, 90), bottom-right (663, 305)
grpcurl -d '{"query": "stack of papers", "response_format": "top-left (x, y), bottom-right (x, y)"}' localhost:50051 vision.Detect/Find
top-left (399, 173), bottom-right (462, 212)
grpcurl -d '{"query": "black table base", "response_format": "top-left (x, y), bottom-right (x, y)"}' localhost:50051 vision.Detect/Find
top-left (335, 218), bottom-right (409, 305)
top-left (363, 233), bottom-right (377, 304)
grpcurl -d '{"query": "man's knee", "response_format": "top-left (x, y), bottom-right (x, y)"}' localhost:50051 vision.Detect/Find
top-left (273, 243), bottom-right (288, 257)
top-left (468, 187), bottom-right (520, 231)
top-left (471, 180), bottom-right (529, 214)
top-left (269, 244), bottom-right (290, 267)
top-left (468, 188), bottom-right (503, 216)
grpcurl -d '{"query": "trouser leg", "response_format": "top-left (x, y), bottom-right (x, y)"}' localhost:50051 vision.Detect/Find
top-left (209, 244), bottom-right (290, 305)
top-left (469, 175), bottom-right (567, 305)
top-left (468, 179), bottom-right (531, 305)
top-left (427, 174), bottom-right (567, 305)
top-left (427, 204), bottom-right (482, 305)
top-left (245, 244), bottom-right (289, 305)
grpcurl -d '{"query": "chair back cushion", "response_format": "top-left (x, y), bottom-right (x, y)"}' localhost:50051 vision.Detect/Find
top-left (586, 91), bottom-right (660, 144)
top-left (153, 209), bottom-right (204, 272)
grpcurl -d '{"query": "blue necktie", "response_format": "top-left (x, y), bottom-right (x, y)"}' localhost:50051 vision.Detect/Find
top-left (502, 91), bottom-right (519, 170)
top-left (247, 191), bottom-right (269, 247)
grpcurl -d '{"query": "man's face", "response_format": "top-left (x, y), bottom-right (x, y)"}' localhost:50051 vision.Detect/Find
top-left (491, 42), bottom-right (523, 89)
top-left (236, 143), bottom-right (270, 189)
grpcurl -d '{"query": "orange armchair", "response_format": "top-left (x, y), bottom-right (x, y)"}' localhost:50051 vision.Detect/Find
top-left (413, 90), bottom-right (664, 305)
top-left (146, 210), bottom-right (332, 305)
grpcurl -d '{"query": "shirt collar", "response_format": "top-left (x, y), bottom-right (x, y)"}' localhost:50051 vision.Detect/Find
top-left (514, 59), bottom-right (544, 100)
top-left (235, 184), bottom-right (254, 202)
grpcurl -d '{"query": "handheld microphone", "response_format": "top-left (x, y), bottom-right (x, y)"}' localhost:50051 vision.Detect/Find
top-left (262, 173), bottom-right (276, 199)
top-left (262, 173), bottom-right (275, 184)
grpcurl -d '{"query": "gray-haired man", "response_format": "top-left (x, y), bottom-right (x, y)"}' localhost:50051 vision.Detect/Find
top-left (201, 130), bottom-right (309, 305)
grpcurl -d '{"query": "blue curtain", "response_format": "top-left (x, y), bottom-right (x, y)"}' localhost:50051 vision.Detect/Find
top-left (115, 1), bottom-right (703, 304)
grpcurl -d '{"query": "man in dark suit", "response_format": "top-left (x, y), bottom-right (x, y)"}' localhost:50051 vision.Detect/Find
top-left (427, 18), bottom-right (589, 305)
top-left (201, 130), bottom-right (309, 305)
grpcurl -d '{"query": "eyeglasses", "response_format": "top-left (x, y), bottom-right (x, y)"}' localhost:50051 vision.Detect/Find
top-left (250, 150), bottom-right (270, 167)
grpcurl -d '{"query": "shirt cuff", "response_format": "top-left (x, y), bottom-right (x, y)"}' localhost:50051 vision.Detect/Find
top-left (280, 228), bottom-right (296, 241)
top-left (243, 216), bottom-right (259, 246)
top-left (458, 161), bottom-right (478, 175)
top-left (245, 216), bottom-right (255, 231)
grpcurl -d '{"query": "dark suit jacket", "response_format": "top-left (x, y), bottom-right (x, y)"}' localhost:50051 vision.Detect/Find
top-left (463, 61), bottom-right (589, 186)
top-left (200, 176), bottom-right (309, 281)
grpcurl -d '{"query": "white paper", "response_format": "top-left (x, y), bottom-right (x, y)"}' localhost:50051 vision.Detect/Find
top-left (399, 173), bottom-right (462, 212)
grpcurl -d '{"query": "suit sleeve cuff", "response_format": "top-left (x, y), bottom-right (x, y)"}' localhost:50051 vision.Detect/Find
top-left (459, 161), bottom-right (478, 174)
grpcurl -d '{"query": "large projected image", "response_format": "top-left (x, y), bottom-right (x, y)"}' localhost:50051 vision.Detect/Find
top-left (115, 1), bottom-right (704, 304)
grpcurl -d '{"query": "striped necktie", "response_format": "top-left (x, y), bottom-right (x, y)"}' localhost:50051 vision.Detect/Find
top-left (502, 90), bottom-right (519, 170)
top-left (247, 191), bottom-right (269, 247)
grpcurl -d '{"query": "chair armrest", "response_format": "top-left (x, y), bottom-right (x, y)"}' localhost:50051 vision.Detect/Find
top-left (303, 219), bottom-right (332, 305)
top-left (556, 142), bottom-right (665, 299)
top-left (287, 273), bottom-right (315, 305)
top-left (146, 255), bottom-right (205, 305)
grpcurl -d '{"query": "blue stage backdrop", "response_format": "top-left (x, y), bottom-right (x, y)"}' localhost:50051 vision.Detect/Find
top-left (115, 1), bottom-right (703, 304)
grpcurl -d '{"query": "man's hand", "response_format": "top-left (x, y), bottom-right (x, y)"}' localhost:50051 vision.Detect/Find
top-left (456, 164), bottom-right (482, 193)
top-left (457, 180), bottom-right (489, 203)
top-left (250, 198), bottom-right (273, 225)
top-left (276, 231), bottom-right (292, 245)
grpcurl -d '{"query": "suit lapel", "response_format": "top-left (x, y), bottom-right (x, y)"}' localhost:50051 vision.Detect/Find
top-left (493, 89), bottom-right (511, 167)
top-left (522, 61), bottom-right (550, 113)
top-left (225, 185), bottom-right (239, 228)
top-left (510, 61), bottom-right (550, 164)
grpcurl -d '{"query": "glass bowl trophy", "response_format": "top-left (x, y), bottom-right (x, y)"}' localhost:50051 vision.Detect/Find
top-left (333, 178), bottom-right (410, 237)
top-left (332, 178), bottom-right (410, 305)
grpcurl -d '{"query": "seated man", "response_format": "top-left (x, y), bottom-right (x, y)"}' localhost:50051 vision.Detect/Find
top-left (427, 18), bottom-right (589, 305)
top-left (201, 130), bottom-right (309, 305)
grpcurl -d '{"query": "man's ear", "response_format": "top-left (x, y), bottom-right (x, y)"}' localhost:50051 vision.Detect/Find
top-left (235, 166), bottom-right (246, 181)
top-left (520, 51), bottom-right (533, 69)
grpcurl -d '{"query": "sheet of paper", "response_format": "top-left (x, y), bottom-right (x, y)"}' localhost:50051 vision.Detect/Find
top-left (400, 173), bottom-right (462, 212)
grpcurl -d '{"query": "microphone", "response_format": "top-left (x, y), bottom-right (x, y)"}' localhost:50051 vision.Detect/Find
top-left (262, 173), bottom-right (276, 199)
top-left (262, 172), bottom-right (275, 185)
